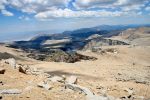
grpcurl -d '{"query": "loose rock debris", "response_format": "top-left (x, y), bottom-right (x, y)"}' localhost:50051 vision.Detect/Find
top-left (0, 58), bottom-right (149, 100)
top-left (0, 89), bottom-right (22, 94)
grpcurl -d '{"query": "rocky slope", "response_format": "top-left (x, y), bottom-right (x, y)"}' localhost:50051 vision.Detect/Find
top-left (27, 49), bottom-right (97, 63)
top-left (0, 45), bottom-right (150, 100)
top-left (118, 27), bottom-right (150, 40)
top-left (83, 34), bottom-right (128, 51)
top-left (0, 58), bottom-right (86, 100)
top-left (112, 27), bottom-right (150, 46)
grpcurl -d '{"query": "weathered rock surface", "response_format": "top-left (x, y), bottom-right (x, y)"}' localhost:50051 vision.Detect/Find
top-left (48, 76), bottom-right (64, 82)
top-left (66, 83), bottom-right (94, 95)
top-left (0, 89), bottom-right (22, 94)
top-left (91, 47), bottom-right (118, 54)
top-left (115, 72), bottom-right (150, 85)
top-left (4, 58), bottom-right (16, 69)
top-left (17, 64), bottom-right (42, 75)
top-left (18, 65), bottom-right (30, 74)
top-left (66, 76), bottom-right (77, 84)
top-left (66, 83), bottom-right (114, 100)
top-left (83, 36), bottom-right (128, 51)
top-left (124, 88), bottom-right (134, 95)
top-left (30, 67), bottom-right (43, 75)
top-left (37, 81), bottom-right (52, 90)
top-left (0, 68), bottom-right (5, 74)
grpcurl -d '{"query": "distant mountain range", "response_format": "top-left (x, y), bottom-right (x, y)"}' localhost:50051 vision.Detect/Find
top-left (6, 24), bottom-right (150, 52)
top-left (62, 24), bottom-right (150, 39)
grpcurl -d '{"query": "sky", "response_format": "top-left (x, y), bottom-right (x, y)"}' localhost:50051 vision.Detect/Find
top-left (0, 0), bottom-right (150, 35)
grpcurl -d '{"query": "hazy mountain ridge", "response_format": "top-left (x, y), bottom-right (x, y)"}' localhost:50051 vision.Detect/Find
top-left (7, 25), bottom-right (150, 51)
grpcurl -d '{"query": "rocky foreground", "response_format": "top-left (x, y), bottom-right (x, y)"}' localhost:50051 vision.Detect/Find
top-left (0, 58), bottom-right (148, 100)
top-left (0, 44), bottom-right (150, 100)
top-left (0, 58), bottom-right (117, 100)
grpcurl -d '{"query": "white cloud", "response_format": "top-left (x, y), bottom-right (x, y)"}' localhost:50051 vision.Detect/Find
top-left (0, 5), bottom-right (5, 10)
top-left (73, 0), bottom-right (116, 9)
top-left (121, 4), bottom-right (144, 11)
top-left (0, 0), bottom-right (8, 10)
top-left (0, 0), bottom-right (13, 16)
top-left (8, 0), bottom-right (70, 13)
top-left (1, 9), bottom-right (14, 16)
top-left (35, 8), bottom-right (127, 20)
top-left (145, 6), bottom-right (150, 11)
top-left (115, 0), bottom-right (129, 5)
top-left (0, 0), bottom-right (149, 19)
top-left (73, 0), bottom-right (149, 11)
top-left (19, 15), bottom-right (30, 20)
top-left (0, 0), bottom-right (71, 16)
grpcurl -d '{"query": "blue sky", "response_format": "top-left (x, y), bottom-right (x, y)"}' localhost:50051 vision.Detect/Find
top-left (0, 0), bottom-right (150, 34)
